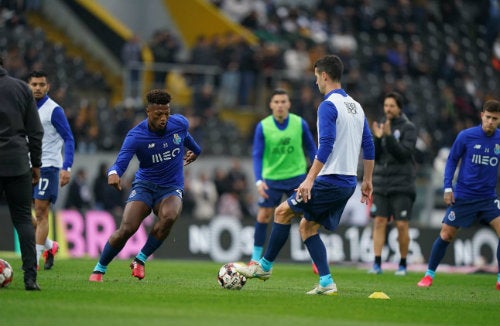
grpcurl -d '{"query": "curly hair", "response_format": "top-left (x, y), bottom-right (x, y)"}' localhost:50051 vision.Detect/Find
top-left (146, 89), bottom-right (171, 105)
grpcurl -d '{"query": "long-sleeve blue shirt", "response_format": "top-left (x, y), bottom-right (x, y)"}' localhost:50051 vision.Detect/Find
top-left (109, 114), bottom-right (201, 189)
top-left (444, 124), bottom-right (500, 199)
top-left (36, 95), bottom-right (74, 170)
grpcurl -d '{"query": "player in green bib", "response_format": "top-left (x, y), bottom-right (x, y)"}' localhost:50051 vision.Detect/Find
top-left (250, 89), bottom-right (317, 271)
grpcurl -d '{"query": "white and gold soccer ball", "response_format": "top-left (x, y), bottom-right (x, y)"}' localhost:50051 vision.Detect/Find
top-left (217, 263), bottom-right (246, 290)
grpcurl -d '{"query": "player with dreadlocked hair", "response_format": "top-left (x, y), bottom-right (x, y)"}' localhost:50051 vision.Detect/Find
top-left (89, 89), bottom-right (201, 282)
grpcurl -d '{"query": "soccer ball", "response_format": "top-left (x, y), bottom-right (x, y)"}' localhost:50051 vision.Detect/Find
top-left (0, 259), bottom-right (13, 288)
top-left (217, 263), bottom-right (246, 290)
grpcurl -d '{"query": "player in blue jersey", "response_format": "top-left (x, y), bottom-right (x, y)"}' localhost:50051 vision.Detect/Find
top-left (236, 55), bottom-right (375, 295)
top-left (250, 89), bottom-right (317, 272)
top-left (418, 99), bottom-right (500, 290)
top-left (89, 89), bottom-right (201, 282)
top-left (28, 71), bottom-right (75, 271)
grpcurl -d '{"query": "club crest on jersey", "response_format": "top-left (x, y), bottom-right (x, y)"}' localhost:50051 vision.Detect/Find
top-left (173, 133), bottom-right (181, 145)
top-left (344, 102), bottom-right (357, 114)
top-left (447, 210), bottom-right (456, 222)
top-left (495, 144), bottom-right (500, 155)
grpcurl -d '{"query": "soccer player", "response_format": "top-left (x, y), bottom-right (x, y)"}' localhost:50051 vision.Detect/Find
top-left (236, 55), bottom-right (375, 295)
top-left (28, 71), bottom-right (75, 270)
top-left (418, 99), bottom-right (500, 290)
top-left (89, 89), bottom-right (201, 282)
top-left (250, 89), bottom-right (317, 272)
top-left (0, 56), bottom-right (44, 290)
top-left (369, 92), bottom-right (417, 276)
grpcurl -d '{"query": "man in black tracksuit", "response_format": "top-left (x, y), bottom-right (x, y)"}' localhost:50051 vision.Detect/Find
top-left (0, 56), bottom-right (44, 290)
top-left (369, 91), bottom-right (417, 276)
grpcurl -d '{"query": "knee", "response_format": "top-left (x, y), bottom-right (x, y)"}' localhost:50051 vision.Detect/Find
top-left (115, 225), bottom-right (136, 240)
top-left (439, 230), bottom-right (455, 242)
top-left (158, 211), bottom-right (179, 229)
top-left (299, 219), bottom-right (317, 240)
top-left (34, 207), bottom-right (48, 221)
top-left (373, 217), bottom-right (387, 229)
top-left (274, 204), bottom-right (291, 224)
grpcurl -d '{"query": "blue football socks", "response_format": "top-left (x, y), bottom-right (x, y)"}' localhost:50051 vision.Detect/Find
top-left (263, 223), bottom-right (291, 263)
top-left (251, 246), bottom-right (263, 262)
top-left (427, 236), bottom-right (450, 272)
top-left (135, 251), bottom-right (148, 264)
top-left (319, 274), bottom-right (334, 287)
top-left (140, 234), bottom-right (163, 257)
top-left (93, 262), bottom-right (107, 274)
top-left (98, 241), bottom-right (123, 267)
top-left (252, 222), bottom-right (268, 261)
top-left (304, 234), bottom-right (329, 276)
top-left (260, 257), bottom-right (273, 272)
top-left (424, 270), bottom-right (436, 279)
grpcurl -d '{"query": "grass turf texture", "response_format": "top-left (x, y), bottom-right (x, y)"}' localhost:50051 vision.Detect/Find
top-left (0, 257), bottom-right (498, 326)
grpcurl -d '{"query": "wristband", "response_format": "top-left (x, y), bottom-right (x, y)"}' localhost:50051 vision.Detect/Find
top-left (108, 170), bottom-right (118, 176)
top-left (256, 180), bottom-right (263, 187)
top-left (444, 188), bottom-right (453, 193)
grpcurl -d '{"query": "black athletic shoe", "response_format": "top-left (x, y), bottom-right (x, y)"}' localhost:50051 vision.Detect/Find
top-left (25, 279), bottom-right (41, 291)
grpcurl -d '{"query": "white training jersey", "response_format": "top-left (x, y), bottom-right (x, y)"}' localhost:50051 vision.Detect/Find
top-left (318, 91), bottom-right (365, 176)
top-left (38, 98), bottom-right (64, 168)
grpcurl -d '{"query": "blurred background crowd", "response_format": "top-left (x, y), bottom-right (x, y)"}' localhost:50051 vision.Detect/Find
top-left (1, 0), bottom-right (500, 225)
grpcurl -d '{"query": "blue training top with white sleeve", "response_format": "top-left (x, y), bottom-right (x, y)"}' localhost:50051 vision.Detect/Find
top-left (444, 124), bottom-right (500, 199)
top-left (109, 114), bottom-right (201, 189)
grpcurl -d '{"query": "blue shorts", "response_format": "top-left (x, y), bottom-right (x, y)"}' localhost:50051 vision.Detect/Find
top-left (442, 197), bottom-right (500, 228)
top-left (287, 179), bottom-right (355, 231)
top-left (128, 179), bottom-right (183, 208)
top-left (258, 176), bottom-right (304, 208)
top-left (33, 167), bottom-right (60, 203)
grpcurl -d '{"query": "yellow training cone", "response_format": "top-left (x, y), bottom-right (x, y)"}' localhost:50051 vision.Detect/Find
top-left (369, 292), bottom-right (390, 299)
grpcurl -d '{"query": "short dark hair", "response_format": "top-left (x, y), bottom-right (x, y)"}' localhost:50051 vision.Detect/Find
top-left (28, 70), bottom-right (48, 82)
top-left (146, 89), bottom-right (171, 105)
top-left (269, 88), bottom-right (288, 101)
top-left (314, 55), bottom-right (344, 83)
top-left (483, 99), bottom-right (500, 113)
top-left (384, 91), bottom-right (404, 109)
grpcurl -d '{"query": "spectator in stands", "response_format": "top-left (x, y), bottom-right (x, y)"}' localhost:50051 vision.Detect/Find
top-left (150, 29), bottom-right (180, 89)
top-left (93, 162), bottom-right (126, 218)
top-left (191, 171), bottom-right (219, 220)
top-left (283, 38), bottom-right (311, 86)
top-left (64, 168), bottom-right (92, 211)
top-left (121, 34), bottom-right (142, 99)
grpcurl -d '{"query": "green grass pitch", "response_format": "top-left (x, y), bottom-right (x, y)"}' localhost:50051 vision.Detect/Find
top-left (0, 256), bottom-right (498, 326)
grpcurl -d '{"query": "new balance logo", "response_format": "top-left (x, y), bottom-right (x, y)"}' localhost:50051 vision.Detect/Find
top-left (474, 144), bottom-right (481, 149)
top-left (148, 143), bottom-right (155, 149)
